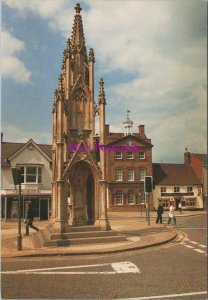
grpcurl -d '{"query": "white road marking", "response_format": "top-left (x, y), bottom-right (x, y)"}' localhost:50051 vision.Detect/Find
top-left (189, 240), bottom-right (198, 245)
top-left (1, 261), bottom-right (140, 275)
top-left (181, 228), bottom-right (207, 230)
top-left (118, 291), bottom-right (207, 299)
top-left (198, 244), bottom-right (207, 248)
top-left (111, 262), bottom-right (140, 273)
top-left (184, 244), bottom-right (194, 248)
top-left (193, 249), bottom-right (206, 254)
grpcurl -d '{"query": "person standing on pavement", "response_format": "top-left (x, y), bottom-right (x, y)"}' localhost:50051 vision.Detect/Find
top-left (156, 202), bottom-right (164, 224)
top-left (168, 202), bottom-right (177, 225)
top-left (178, 201), bottom-right (182, 214)
top-left (24, 203), bottom-right (39, 235)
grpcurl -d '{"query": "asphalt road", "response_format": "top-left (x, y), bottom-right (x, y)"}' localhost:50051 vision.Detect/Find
top-left (1, 215), bottom-right (207, 300)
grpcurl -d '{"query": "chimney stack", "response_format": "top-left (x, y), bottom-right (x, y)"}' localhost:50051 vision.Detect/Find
top-left (138, 125), bottom-right (145, 135)
top-left (105, 124), bottom-right (109, 136)
top-left (184, 147), bottom-right (191, 164)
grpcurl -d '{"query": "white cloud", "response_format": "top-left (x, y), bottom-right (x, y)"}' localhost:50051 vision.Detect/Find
top-left (1, 31), bottom-right (31, 83)
top-left (2, 0), bottom-right (207, 162)
top-left (2, 123), bottom-right (51, 144)
top-left (3, 0), bottom-right (67, 18)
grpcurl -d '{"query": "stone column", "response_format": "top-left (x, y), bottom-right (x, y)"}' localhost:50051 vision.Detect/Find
top-left (96, 79), bottom-right (111, 230)
top-left (53, 80), bottom-right (68, 232)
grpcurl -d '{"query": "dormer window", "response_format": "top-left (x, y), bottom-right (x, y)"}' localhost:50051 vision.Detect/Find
top-left (19, 166), bottom-right (42, 184)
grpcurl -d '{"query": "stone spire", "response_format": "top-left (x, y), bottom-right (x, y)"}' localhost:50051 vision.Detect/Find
top-left (98, 78), bottom-right (106, 105)
top-left (71, 3), bottom-right (86, 50)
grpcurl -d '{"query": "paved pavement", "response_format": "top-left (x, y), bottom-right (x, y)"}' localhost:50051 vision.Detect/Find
top-left (1, 210), bottom-right (206, 258)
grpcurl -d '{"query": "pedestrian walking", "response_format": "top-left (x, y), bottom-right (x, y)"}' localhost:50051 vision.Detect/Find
top-left (168, 203), bottom-right (177, 225)
top-left (24, 203), bottom-right (39, 235)
top-left (156, 202), bottom-right (164, 224)
top-left (178, 201), bottom-right (182, 214)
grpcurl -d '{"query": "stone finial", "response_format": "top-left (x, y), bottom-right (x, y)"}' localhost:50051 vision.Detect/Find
top-left (75, 3), bottom-right (82, 14)
top-left (89, 48), bottom-right (95, 62)
top-left (71, 3), bottom-right (86, 52)
top-left (98, 78), bottom-right (106, 105)
top-left (67, 38), bottom-right (71, 51)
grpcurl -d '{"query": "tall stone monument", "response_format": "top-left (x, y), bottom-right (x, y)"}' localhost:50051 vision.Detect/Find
top-left (50, 3), bottom-right (111, 234)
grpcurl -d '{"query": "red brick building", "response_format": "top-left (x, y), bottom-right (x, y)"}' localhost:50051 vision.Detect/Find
top-left (105, 117), bottom-right (153, 211)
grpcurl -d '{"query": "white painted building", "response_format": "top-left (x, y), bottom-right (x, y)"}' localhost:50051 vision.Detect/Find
top-left (1, 139), bottom-right (52, 220)
top-left (153, 163), bottom-right (203, 210)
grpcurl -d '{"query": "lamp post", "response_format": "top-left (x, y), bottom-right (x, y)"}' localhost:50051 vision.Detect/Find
top-left (11, 167), bottom-right (22, 251)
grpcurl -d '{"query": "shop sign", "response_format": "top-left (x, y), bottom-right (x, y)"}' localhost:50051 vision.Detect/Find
top-left (3, 189), bottom-right (51, 195)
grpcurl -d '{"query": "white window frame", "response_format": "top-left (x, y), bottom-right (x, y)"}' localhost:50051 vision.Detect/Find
top-left (174, 186), bottom-right (180, 193)
top-left (115, 152), bottom-right (122, 159)
top-left (127, 191), bottom-right (135, 205)
top-left (139, 169), bottom-right (146, 181)
top-left (115, 169), bottom-right (123, 181)
top-left (140, 192), bottom-right (146, 204)
top-left (160, 199), bottom-right (169, 208)
top-left (187, 186), bottom-right (193, 192)
top-left (185, 198), bottom-right (196, 206)
top-left (127, 152), bottom-right (134, 159)
top-left (138, 152), bottom-right (145, 159)
top-left (128, 169), bottom-right (134, 181)
top-left (20, 166), bottom-right (42, 184)
top-left (161, 187), bottom-right (167, 193)
top-left (115, 191), bottom-right (123, 205)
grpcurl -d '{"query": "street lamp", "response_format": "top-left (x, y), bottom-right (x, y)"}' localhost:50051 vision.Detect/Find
top-left (11, 167), bottom-right (22, 251)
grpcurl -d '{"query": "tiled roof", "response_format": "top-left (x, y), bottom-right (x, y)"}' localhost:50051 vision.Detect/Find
top-left (1, 142), bottom-right (52, 167)
top-left (153, 163), bottom-right (202, 185)
top-left (191, 153), bottom-right (207, 164)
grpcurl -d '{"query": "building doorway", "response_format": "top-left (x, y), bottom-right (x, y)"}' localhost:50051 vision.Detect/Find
top-left (175, 198), bottom-right (182, 210)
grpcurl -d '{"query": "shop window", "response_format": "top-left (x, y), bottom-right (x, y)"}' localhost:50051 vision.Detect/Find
top-left (140, 192), bottom-right (146, 204)
top-left (20, 166), bottom-right (42, 184)
top-left (185, 198), bottom-right (196, 206)
top-left (160, 199), bottom-right (169, 208)
top-left (115, 191), bottom-right (123, 205)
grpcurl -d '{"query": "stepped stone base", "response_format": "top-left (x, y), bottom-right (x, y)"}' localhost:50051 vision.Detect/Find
top-left (34, 224), bottom-right (126, 248)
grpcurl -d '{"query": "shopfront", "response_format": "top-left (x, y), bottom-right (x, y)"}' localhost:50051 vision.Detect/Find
top-left (1, 190), bottom-right (51, 220)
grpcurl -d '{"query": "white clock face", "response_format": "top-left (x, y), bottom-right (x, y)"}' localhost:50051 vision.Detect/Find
top-left (127, 139), bottom-right (134, 146)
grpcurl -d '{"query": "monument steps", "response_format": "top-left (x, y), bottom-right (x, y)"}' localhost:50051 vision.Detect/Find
top-left (33, 225), bottom-right (127, 248)
top-left (50, 230), bottom-right (118, 240)
top-left (40, 235), bottom-right (126, 247)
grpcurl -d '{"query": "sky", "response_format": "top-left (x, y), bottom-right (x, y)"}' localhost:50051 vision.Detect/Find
top-left (1, 0), bottom-right (207, 163)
